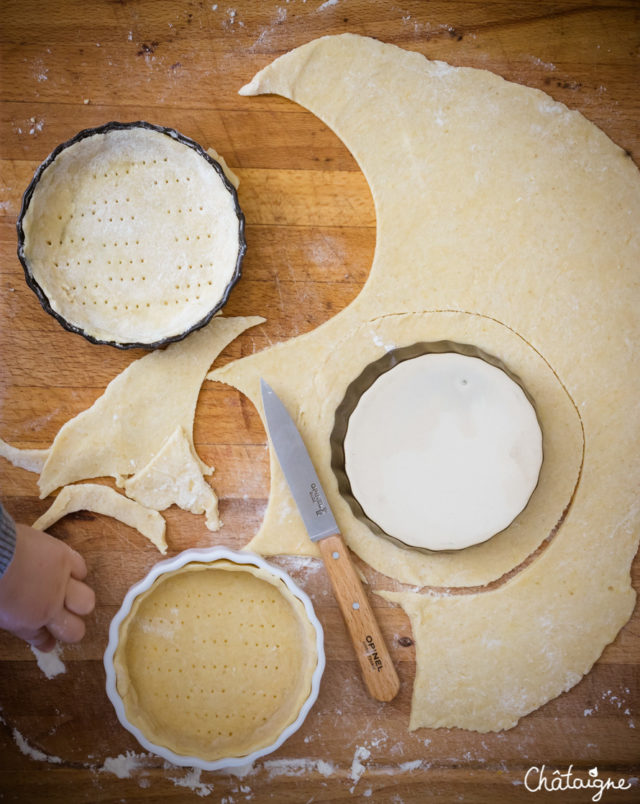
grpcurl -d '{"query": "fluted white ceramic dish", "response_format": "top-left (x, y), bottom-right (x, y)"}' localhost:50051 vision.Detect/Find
top-left (104, 546), bottom-right (325, 771)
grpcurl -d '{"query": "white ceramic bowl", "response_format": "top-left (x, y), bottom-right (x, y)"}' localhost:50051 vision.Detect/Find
top-left (104, 547), bottom-right (325, 770)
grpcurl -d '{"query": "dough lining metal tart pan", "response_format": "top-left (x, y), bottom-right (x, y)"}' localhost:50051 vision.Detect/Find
top-left (104, 547), bottom-right (325, 770)
top-left (17, 121), bottom-right (246, 349)
top-left (330, 341), bottom-right (544, 555)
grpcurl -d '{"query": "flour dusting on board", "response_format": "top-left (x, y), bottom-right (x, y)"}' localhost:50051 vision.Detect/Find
top-left (580, 684), bottom-right (636, 729)
top-left (167, 767), bottom-right (215, 797)
top-left (12, 728), bottom-right (62, 764)
top-left (248, 5), bottom-right (287, 51)
top-left (31, 643), bottom-right (66, 679)
top-left (263, 757), bottom-right (336, 779)
top-left (349, 745), bottom-right (371, 792)
top-left (225, 761), bottom-right (255, 778)
top-left (32, 58), bottom-right (49, 82)
top-left (28, 117), bottom-right (44, 136)
top-left (101, 751), bottom-right (155, 778)
top-left (526, 54), bottom-right (557, 71)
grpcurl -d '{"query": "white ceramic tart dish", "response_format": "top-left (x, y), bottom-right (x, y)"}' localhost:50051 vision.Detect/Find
top-left (104, 548), bottom-right (324, 770)
top-left (17, 121), bottom-right (246, 349)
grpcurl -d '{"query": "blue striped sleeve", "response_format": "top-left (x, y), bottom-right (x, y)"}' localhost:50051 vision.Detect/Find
top-left (0, 502), bottom-right (17, 577)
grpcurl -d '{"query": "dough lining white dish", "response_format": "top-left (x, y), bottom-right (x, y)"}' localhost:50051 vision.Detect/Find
top-left (113, 559), bottom-right (319, 761)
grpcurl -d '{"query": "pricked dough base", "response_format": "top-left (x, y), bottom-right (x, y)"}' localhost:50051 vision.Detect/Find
top-left (113, 561), bottom-right (318, 761)
top-left (21, 126), bottom-right (243, 345)
top-left (207, 34), bottom-right (640, 732)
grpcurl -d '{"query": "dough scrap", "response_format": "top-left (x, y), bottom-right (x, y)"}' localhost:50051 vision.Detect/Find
top-left (0, 438), bottom-right (49, 474)
top-left (33, 483), bottom-right (167, 554)
top-left (114, 560), bottom-right (319, 760)
top-left (21, 126), bottom-right (244, 346)
top-left (38, 315), bottom-right (264, 498)
top-left (123, 426), bottom-right (221, 530)
top-left (207, 34), bottom-right (640, 731)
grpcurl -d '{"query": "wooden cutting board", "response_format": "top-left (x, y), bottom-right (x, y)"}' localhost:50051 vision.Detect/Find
top-left (1, 1), bottom-right (638, 801)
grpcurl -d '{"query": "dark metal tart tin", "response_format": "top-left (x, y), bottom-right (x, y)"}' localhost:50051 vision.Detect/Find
top-left (16, 121), bottom-right (246, 350)
top-left (330, 341), bottom-right (543, 554)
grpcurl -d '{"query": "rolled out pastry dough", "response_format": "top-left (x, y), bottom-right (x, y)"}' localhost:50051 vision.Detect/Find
top-left (123, 426), bottom-right (221, 530)
top-left (114, 560), bottom-right (318, 760)
top-left (38, 315), bottom-right (264, 498)
top-left (208, 34), bottom-right (640, 731)
top-left (33, 483), bottom-right (167, 553)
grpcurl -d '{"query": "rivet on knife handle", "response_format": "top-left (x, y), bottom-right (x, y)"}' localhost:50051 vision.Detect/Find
top-left (317, 532), bottom-right (400, 702)
top-left (260, 379), bottom-right (400, 703)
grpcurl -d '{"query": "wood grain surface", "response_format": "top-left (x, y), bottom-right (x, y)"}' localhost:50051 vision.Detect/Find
top-left (1, 1), bottom-right (639, 801)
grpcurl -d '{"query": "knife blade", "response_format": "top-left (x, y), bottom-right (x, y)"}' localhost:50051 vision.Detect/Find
top-left (260, 379), bottom-right (400, 703)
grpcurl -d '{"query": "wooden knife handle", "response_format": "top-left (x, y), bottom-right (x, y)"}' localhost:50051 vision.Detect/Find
top-left (317, 532), bottom-right (400, 702)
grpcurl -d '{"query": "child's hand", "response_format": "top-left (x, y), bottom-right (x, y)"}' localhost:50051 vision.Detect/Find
top-left (0, 524), bottom-right (95, 652)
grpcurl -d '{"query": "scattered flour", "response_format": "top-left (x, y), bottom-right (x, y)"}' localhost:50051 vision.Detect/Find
top-left (316, 759), bottom-right (335, 777)
top-left (167, 767), bottom-right (215, 797)
top-left (222, 7), bottom-right (244, 28)
top-left (31, 643), bottom-right (66, 679)
top-left (33, 58), bottom-right (48, 81)
top-left (12, 728), bottom-right (62, 764)
top-left (366, 729), bottom-right (389, 750)
top-left (349, 745), bottom-right (371, 793)
top-left (28, 117), bottom-right (44, 136)
top-left (318, 0), bottom-right (339, 10)
top-left (100, 751), bottom-right (153, 778)
top-left (263, 757), bottom-right (336, 779)
top-left (528, 55), bottom-right (557, 71)
top-left (224, 761), bottom-right (255, 779)
top-left (248, 7), bottom-right (287, 52)
top-left (370, 330), bottom-right (396, 352)
top-left (398, 759), bottom-right (423, 772)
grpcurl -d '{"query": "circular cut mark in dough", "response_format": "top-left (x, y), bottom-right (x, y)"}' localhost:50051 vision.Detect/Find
top-left (341, 348), bottom-right (543, 551)
top-left (18, 122), bottom-right (245, 348)
top-left (113, 561), bottom-right (318, 762)
top-left (309, 311), bottom-right (584, 588)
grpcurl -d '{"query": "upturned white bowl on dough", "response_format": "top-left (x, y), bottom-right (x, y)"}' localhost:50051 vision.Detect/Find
top-left (104, 547), bottom-right (325, 771)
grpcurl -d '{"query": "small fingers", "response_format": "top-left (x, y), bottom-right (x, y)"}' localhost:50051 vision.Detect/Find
top-left (47, 608), bottom-right (86, 644)
top-left (64, 578), bottom-right (95, 617)
top-left (68, 548), bottom-right (88, 581)
top-left (22, 627), bottom-right (57, 653)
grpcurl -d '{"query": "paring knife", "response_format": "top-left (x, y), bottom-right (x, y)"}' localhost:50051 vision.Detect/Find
top-left (260, 379), bottom-right (400, 703)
